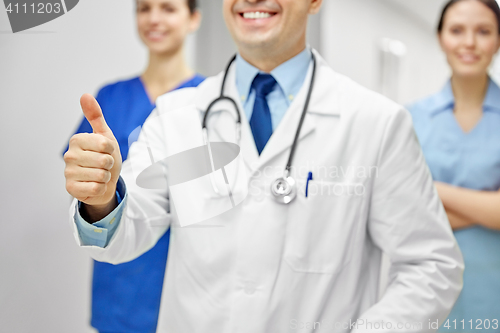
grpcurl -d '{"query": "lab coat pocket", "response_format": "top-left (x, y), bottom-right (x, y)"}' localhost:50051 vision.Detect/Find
top-left (284, 180), bottom-right (366, 275)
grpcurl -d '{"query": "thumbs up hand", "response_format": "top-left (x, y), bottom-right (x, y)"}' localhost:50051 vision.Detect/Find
top-left (64, 94), bottom-right (122, 221)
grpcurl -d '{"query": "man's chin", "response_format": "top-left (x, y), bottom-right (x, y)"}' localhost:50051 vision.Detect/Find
top-left (237, 36), bottom-right (278, 50)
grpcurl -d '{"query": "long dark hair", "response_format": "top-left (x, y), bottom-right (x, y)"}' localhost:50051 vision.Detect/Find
top-left (136, 0), bottom-right (198, 14)
top-left (187, 0), bottom-right (198, 14)
top-left (437, 0), bottom-right (500, 34)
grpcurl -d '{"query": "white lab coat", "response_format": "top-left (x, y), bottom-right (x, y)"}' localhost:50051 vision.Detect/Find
top-left (70, 50), bottom-right (463, 332)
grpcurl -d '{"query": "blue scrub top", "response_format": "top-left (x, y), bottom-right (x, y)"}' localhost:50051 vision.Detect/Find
top-left (408, 78), bottom-right (500, 332)
top-left (65, 74), bottom-right (205, 333)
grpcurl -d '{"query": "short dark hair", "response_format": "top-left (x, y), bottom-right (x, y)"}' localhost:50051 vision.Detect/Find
top-left (437, 0), bottom-right (500, 34)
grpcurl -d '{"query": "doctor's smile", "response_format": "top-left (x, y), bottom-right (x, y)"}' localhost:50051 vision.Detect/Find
top-left (232, 1), bottom-right (280, 25)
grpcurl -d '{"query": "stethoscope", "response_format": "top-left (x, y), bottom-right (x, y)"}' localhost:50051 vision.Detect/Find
top-left (201, 52), bottom-right (317, 205)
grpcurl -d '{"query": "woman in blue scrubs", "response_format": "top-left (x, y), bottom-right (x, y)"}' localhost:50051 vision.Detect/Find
top-left (408, 0), bottom-right (500, 331)
top-left (66, 0), bottom-right (204, 332)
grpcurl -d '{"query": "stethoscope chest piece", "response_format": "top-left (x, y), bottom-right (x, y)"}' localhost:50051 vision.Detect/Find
top-left (271, 176), bottom-right (297, 204)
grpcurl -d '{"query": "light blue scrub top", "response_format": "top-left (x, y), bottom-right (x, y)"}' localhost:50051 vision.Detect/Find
top-left (408, 78), bottom-right (500, 332)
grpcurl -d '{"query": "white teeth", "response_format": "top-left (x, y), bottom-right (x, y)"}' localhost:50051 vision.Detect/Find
top-left (459, 54), bottom-right (478, 62)
top-left (243, 11), bottom-right (272, 19)
top-left (148, 32), bottom-right (164, 38)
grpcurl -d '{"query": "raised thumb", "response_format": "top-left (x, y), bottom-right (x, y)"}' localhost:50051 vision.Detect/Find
top-left (80, 93), bottom-right (112, 137)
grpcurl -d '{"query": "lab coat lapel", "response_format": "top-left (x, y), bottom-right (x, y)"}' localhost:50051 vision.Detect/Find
top-left (256, 49), bottom-right (343, 170)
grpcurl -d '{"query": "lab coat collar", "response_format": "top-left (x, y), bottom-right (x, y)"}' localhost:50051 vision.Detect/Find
top-left (194, 49), bottom-right (341, 173)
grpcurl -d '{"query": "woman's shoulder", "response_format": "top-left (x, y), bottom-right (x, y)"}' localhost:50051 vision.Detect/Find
top-left (96, 76), bottom-right (142, 98)
top-left (406, 83), bottom-right (453, 120)
top-left (407, 94), bottom-right (439, 115)
top-left (175, 74), bottom-right (206, 89)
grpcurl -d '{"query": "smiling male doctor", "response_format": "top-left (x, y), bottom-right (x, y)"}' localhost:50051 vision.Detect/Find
top-left (64, 0), bottom-right (464, 332)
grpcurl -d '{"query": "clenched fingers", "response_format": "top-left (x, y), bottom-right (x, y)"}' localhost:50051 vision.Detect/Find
top-left (66, 181), bottom-right (108, 200)
top-left (64, 150), bottom-right (114, 170)
top-left (64, 166), bottom-right (112, 183)
top-left (68, 133), bottom-right (115, 155)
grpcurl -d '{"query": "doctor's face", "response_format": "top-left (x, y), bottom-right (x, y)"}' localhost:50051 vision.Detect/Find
top-left (136, 0), bottom-right (200, 56)
top-left (223, 0), bottom-right (322, 62)
top-left (439, 0), bottom-right (500, 78)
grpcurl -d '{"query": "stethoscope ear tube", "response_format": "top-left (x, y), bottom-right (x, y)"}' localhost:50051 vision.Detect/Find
top-left (202, 55), bottom-right (240, 131)
top-left (201, 55), bottom-right (241, 197)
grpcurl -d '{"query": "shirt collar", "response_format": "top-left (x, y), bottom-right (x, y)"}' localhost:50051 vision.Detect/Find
top-left (430, 77), bottom-right (500, 116)
top-left (429, 81), bottom-right (455, 116)
top-left (483, 78), bottom-right (500, 113)
top-left (235, 47), bottom-right (312, 103)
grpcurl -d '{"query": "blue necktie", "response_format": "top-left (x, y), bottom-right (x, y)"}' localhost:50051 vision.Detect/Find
top-left (250, 74), bottom-right (277, 155)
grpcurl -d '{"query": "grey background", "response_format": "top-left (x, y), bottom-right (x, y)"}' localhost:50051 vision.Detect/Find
top-left (1, 0), bottom-right (499, 332)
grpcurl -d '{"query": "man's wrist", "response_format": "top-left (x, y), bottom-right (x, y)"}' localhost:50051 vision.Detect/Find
top-left (80, 193), bottom-right (118, 223)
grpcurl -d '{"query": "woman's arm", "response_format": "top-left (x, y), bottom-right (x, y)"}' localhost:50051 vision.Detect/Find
top-left (444, 208), bottom-right (475, 230)
top-left (435, 182), bottom-right (500, 231)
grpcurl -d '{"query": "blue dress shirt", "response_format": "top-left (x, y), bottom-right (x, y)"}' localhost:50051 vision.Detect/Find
top-left (67, 74), bottom-right (205, 333)
top-left (236, 47), bottom-right (311, 130)
top-left (407, 78), bottom-right (500, 331)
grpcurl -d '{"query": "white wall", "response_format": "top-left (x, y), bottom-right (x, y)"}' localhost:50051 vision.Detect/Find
top-left (493, 56), bottom-right (500, 83)
top-left (321, 0), bottom-right (450, 106)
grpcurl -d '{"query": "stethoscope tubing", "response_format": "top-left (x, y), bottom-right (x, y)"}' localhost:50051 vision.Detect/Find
top-left (284, 54), bottom-right (317, 177)
top-left (202, 55), bottom-right (241, 129)
top-left (201, 52), bottom-right (317, 203)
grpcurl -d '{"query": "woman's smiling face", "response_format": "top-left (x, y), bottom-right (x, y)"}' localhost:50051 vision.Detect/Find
top-left (136, 0), bottom-right (200, 56)
top-left (439, 0), bottom-right (500, 77)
